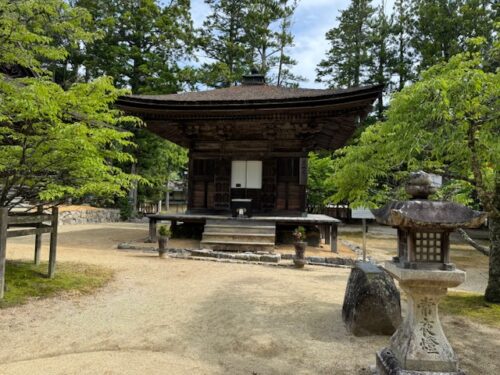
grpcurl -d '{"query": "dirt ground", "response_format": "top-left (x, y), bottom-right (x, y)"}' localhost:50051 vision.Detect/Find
top-left (0, 223), bottom-right (498, 375)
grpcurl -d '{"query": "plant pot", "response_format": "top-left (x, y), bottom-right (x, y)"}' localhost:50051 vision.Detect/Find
top-left (158, 236), bottom-right (169, 258)
top-left (293, 241), bottom-right (307, 268)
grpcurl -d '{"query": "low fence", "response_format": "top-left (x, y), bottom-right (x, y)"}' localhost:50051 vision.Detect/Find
top-left (0, 207), bottom-right (59, 299)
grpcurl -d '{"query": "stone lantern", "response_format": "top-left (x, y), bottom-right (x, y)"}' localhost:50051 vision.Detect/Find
top-left (372, 171), bottom-right (487, 375)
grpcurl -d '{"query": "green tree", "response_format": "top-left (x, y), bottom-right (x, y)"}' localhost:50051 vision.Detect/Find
top-left (244, 0), bottom-right (302, 86)
top-left (134, 131), bottom-right (188, 204)
top-left (389, 0), bottom-right (415, 91)
top-left (367, 3), bottom-right (393, 119)
top-left (411, 0), bottom-right (496, 72)
top-left (77, 0), bottom-right (195, 94)
top-left (0, 0), bottom-right (139, 209)
top-left (316, 0), bottom-right (375, 87)
top-left (200, 0), bottom-right (250, 87)
top-left (72, 0), bottom-right (193, 212)
top-left (327, 48), bottom-right (500, 302)
top-left (307, 152), bottom-right (336, 210)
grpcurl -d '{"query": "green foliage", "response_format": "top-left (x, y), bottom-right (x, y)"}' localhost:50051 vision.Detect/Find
top-left (158, 225), bottom-right (171, 238)
top-left (0, 75), bottom-right (141, 208)
top-left (0, 261), bottom-right (113, 308)
top-left (76, 0), bottom-right (195, 94)
top-left (292, 226), bottom-right (306, 242)
top-left (328, 49), bottom-right (499, 215)
top-left (440, 291), bottom-right (500, 327)
top-left (0, 0), bottom-right (142, 209)
top-left (317, 0), bottom-right (496, 98)
top-left (0, 0), bottom-right (96, 74)
top-left (200, 0), bottom-right (250, 87)
top-left (411, 0), bottom-right (496, 72)
top-left (117, 196), bottom-right (134, 221)
top-left (316, 0), bottom-right (375, 88)
top-left (135, 130), bottom-right (188, 203)
top-left (199, 0), bottom-right (301, 87)
top-left (307, 152), bottom-right (336, 209)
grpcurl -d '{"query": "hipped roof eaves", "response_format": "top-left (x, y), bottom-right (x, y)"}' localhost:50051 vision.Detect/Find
top-left (116, 84), bottom-right (384, 112)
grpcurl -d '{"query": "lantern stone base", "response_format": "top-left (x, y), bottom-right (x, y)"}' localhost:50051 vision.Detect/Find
top-left (376, 261), bottom-right (466, 375)
top-left (376, 348), bottom-right (466, 375)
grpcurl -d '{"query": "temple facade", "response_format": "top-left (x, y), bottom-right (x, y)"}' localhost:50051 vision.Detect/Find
top-left (117, 74), bottom-right (382, 216)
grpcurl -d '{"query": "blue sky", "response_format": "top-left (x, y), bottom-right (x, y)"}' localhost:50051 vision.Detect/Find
top-left (190, 0), bottom-right (394, 88)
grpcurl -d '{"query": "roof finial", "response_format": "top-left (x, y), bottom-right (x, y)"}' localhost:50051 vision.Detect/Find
top-left (242, 67), bottom-right (266, 86)
top-left (405, 171), bottom-right (437, 199)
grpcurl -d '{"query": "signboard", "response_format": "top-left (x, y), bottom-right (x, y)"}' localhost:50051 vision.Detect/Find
top-left (351, 207), bottom-right (375, 219)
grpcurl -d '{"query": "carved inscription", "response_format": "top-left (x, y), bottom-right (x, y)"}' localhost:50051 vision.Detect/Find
top-left (417, 297), bottom-right (440, 354)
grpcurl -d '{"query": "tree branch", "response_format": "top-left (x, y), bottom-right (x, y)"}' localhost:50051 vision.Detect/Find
top-left (457, 228), bottom-right (490, 256)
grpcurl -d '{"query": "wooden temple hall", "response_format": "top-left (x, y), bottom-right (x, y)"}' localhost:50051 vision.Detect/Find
top-left (117, 73), bottom-right (382, 252)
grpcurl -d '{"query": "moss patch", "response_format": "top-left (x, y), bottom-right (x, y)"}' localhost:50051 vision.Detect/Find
top-left (0, 261), bottom-right (113, 308)
top-left (440, 291), bottom-right (500, 328)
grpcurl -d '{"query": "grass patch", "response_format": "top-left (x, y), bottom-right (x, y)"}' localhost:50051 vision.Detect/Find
top-left (0, 260), bottom-right (113, 309)
top-left (440, 291), bottom-right (500, 328)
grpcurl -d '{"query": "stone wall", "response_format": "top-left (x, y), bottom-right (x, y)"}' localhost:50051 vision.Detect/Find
top-left (58, 208), bottom-right (121, 225)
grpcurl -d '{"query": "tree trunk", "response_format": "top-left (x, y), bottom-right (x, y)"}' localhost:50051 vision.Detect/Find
top-left (485, 173), bottom-right (500, 302)
top-left (485, 216), bottom-right (500, 302)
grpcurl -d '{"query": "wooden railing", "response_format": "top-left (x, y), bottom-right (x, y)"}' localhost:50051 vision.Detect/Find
top-left (0, 207), bottom-right (59, 299)
top-left (308, 205), bottom-right (352, 221)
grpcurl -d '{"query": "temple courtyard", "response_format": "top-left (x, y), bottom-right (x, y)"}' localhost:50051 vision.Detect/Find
top-left (0, 223), bottom-right (497, 375)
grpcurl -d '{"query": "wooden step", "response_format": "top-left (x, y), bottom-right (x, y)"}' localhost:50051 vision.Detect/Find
top-left (203, 225), bottom-right (275, 234)
top-left (202, 233), bottom-right (275, 243)
top-left (200, 240), bottom-right (275, 252)
top-left (201, 219), bottom-right (276, 252)
top-left (206, 219), bottom-right (272, 227)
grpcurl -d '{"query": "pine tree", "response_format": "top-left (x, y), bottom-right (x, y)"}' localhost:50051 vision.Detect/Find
top-left (76, 0), bottom-right (194, 94)
top-left (200, 0), bottom-right (250, 87)
top-left (412, 0), bottom-right (463, 71)
top-left (316, 0), bottom-right (375, 88)
top-left (367, 3), bottom-right (393, 119)
top-left (244, 0), bottom-right (302, 86)
top-left (390, 0), bottom-right (415, 91)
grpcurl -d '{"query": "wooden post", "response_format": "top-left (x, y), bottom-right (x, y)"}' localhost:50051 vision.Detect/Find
top-left (166, 188), bottom-right (170, 211)
top-left (148, 218), bottom-right (157, 243)
top-left (325, 225), bottom-right (331, 245)
top-left (0, 208), bottom-right (8, 299)
top-left (331, 224), bottom-right (338, 253)
top-left (48, 207), bottom-right (59, 278)
top-left (362, 218), bottom-right (367, 262)
top-left (34, 205), bottom-right (43, 265)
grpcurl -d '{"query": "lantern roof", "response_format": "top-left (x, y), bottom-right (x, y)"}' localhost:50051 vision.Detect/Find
top-left (372, 172), bottom-right (487, 229)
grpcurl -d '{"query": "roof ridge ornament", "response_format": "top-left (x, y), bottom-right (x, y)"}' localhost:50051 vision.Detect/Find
top-left (242, 69), bottom-right (266, 86)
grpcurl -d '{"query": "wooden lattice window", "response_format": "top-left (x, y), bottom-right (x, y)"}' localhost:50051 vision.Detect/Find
top-left (414, 232), bottom-right (442, 262)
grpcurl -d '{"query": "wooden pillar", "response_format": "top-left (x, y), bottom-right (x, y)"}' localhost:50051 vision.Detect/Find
top-left (48, 207), bottom-right (59, 278)
top-left (148, 218), bottom-right (157, 243)
top-left (331, 224), bottom-right (338, 253)
top-left (34, 205), bottom-right (43, 265)
top-left (325, 225), bottom-right (331, 245)
top-left (0, 208), bottom-right (8, 299)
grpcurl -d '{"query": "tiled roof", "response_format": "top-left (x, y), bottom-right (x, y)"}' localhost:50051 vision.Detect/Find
top-left (126, 84), bottom-right (376, 103)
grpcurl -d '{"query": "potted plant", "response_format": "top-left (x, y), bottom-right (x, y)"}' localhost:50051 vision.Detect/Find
top-left (158, 225), bottom-right (171, 258)
top-left (292, 226), bottom-right (307, 268)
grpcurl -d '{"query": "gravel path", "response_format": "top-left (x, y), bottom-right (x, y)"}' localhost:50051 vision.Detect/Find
top-left (0, 223), bottom-right (498, 374)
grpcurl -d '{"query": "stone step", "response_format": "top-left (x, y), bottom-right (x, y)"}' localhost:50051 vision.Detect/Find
top-left (203, 224), bottom-right (275, 234)
top-left (202, 233), bottom-right (275, 244)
